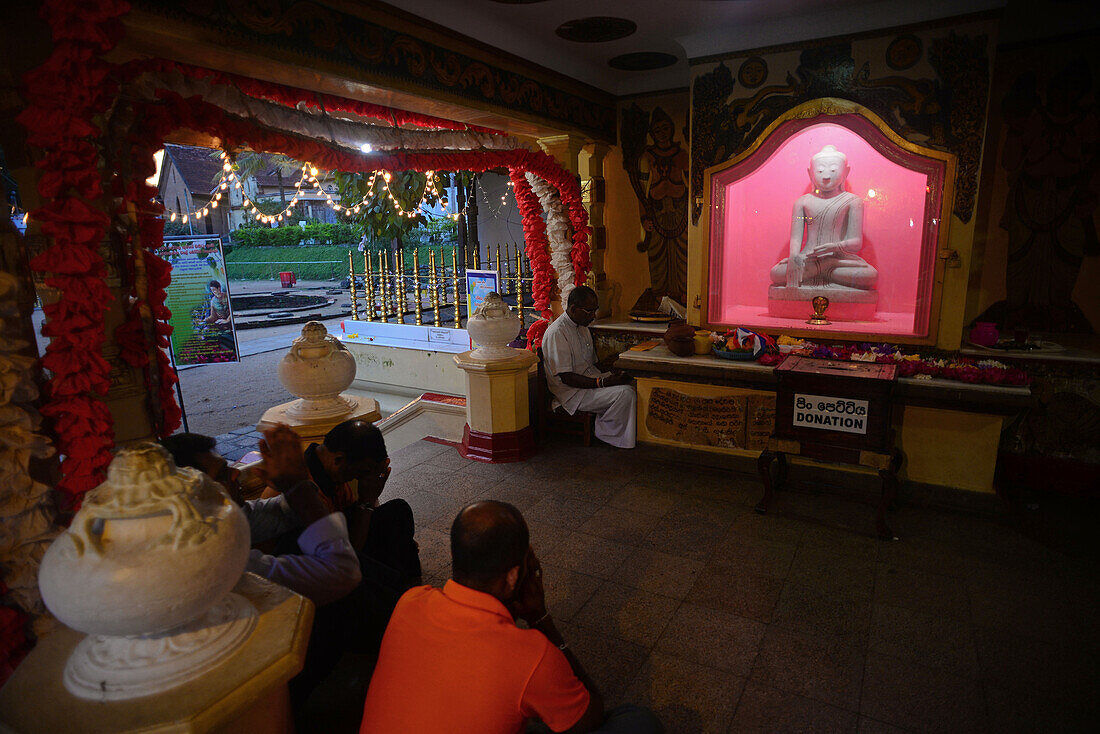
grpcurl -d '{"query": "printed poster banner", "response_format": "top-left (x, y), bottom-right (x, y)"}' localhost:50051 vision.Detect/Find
top-left (156, 237), bottom-right (240, 366)
top-left (465, 269), bottom-right (500, 320)
top-left (465, 269), bottom-right (502, 349)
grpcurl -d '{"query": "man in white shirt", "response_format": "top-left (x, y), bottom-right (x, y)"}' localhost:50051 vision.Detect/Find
top-left (541, 286), bottom-right (636, 449)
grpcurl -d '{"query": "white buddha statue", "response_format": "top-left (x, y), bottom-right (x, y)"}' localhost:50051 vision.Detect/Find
top-left (769, 145), bottom-right (877, 291)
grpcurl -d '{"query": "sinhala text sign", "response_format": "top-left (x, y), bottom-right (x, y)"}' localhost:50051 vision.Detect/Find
top-left (792, 394), bottom-right (869, 434)
top-left (156, 237), bottom-right (240, 366)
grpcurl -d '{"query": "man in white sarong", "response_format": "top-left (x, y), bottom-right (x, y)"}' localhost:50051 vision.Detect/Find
top-left (541, 286), bottom-right (636, 449)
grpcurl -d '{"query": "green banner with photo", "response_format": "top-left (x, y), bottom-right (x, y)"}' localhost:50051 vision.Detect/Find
top-left (156, 237), bottom-right (240, 366)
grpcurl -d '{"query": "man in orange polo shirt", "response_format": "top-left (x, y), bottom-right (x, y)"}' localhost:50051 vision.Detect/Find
top-left (359, 500), bottom-right (662, 734)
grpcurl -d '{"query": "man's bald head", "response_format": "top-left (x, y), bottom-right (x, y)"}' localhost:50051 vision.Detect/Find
top-left (567, 285), bottom-right (597, 309)
top-left (451, 501), bottom-right (529, 588)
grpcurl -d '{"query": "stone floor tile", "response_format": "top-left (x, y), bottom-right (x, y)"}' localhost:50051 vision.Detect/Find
top-left (876, 535), bottom-right (967, 578)
top-left (474, 483), bottom-right (546, 513)
top-left (972, 625), bottom-right (1096, 703)
top-left (966, 562), bottom-right (1097, 645)
top-left (687, 567), bottom-right (785, 623)
top-left (388, 439), bottom-right (450, 472)
top-left (860, 652), bottom-right (987, 733)
top-left (614, 548), bottom-right (705, 599)
top-left (709, 534), bottom-right (798, 579)
top-left (857, 717), bottom-right (912, 734)
top-left (541, 531), bottom-right (633, 579)
top-left (221, 445), bottom-right (251, 462)
top-left (770, 582), bottom-right (872, 648)
top-left (655, 603), bottom-right (766, 678)
top-left (728, 680), bottom-right (858, 733)
top-left (413, 526), bottom-right (451, 578)
top-left (867, 604), bottom-right (979, 678)
top-left (423, 447), bottom-right (482, 472)
top-left (984, 683), bottom-right (1097, 734)
top-left (873, 566), bottom-right (970, 620)
top-left (428, 470), bottom-right (503, 507)
top-left (540, 565), bottom-right (603, 623)
top-left (626, 652), bottom-right (744, 734)
top-left (557, 621), bottom-right (650, 708)
top-left (525, 520), bottom-right (563, 559)
top-left (728, 511), bottom-right (808, 546)
top-left (526, 494), bottom-right (602, 529)
top-left (451, 459), bottom-right (523, 483)
top-left (577, 504), bottom-right (663, 546)
top-left (547, 474), bottom-right (624, 506)
top-left (571, 580), bottom-right (680, 648)
top-left (749, 627), bottom-right (865, 711)
top-left (384, 462), bottom-right (462, 496)
top-left (608, 484), bottom-right (679, 517)
top-left (667, 496), bottom-right (744, 526)
top-left (400, 490), bottom-right (456, 529)
top-left (645, 512), bottom-right (729, 561)
top-left (799, 522), bottom-right (883, 560)
top-left (787, 546), bottom-right (877, 598)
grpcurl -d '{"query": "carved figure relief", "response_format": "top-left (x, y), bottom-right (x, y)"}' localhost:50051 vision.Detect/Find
top-left (621, 104), bottom-right (689, 302)
top-left (990, 60), bottom-right (1099, 333)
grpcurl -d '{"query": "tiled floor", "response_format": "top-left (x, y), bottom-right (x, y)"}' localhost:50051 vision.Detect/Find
top-left (303, 436), bottom-right (1098, 733)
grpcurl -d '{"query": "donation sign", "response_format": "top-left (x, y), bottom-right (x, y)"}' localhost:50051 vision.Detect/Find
top-left (156, 237), bottom-right (240, 366)
top-left (792, 394), bottom-right (868, 434)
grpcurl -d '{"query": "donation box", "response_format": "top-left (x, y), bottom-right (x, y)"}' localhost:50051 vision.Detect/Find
top-left (774, 356), bottom-right (897, 455)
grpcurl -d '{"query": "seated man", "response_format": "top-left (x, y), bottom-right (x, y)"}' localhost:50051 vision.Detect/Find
top-left (302, 419), bottom-right (421, 586)
top-left (360, 500), bottom-right (662, 734)
top-left (541, 286), bottom-right (636, 449)
top-left (161, 426), bottom-right (361, 607)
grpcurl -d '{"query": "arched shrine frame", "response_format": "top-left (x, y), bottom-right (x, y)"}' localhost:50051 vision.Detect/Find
top-left (19, 0), bottom-right (590, 505)
top-left (698, 98), bottom-right (956, 346)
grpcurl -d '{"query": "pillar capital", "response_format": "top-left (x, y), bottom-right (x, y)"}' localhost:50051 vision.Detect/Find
top-left (537, 135), bottom-right (588, 176)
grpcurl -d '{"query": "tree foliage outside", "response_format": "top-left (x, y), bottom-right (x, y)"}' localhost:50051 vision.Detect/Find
top-left (230, 222), bottom-right (362, 247)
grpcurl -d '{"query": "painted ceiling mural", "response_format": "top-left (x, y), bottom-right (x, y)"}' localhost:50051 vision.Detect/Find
top-left (690, 29), bottom-right (992, 225)
top-left (131, 0), bottom-right (617, 142)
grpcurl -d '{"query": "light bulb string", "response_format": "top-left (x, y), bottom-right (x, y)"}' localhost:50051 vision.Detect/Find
top-left (160, 151), bottom-right (514, 225)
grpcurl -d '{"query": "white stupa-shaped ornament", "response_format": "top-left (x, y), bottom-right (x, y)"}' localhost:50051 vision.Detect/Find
top-left (37, 443), bottom-right (255, 700)
top-left (465, 292), bottom-right (521, 360)
top-left (277, 320), bottom-right (360, 421)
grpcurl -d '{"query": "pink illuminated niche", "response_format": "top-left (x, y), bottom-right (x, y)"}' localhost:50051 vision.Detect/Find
top-left (707, 115), bottom-right (946, 338)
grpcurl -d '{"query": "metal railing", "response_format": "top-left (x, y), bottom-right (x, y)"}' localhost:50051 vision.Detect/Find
top-left (348, 244), bottom-right (531, 328)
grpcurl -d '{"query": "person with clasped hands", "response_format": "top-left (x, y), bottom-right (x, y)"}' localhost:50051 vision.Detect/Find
top-left (359, 500), bottom-right (662, 734)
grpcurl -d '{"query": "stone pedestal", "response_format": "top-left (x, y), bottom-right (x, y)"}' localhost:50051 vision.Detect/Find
top-left (453, 348), bottom-right (538, 463)
top-left (257, 397), bottom-right (381, 448)
top-left (0, 574), bottom-right (313, 734)
top-left (767, 285), bottom-right (878, 321)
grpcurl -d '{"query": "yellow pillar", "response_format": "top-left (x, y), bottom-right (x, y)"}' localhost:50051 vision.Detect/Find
top-left (452, 349), bottom-right (538, 463)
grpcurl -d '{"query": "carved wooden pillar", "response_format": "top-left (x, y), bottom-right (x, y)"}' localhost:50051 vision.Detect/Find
top-left (581, 143), bottom-right (609, 316)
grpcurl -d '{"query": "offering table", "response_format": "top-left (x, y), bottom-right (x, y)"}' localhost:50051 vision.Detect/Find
top-left (615, 346), bottom-right (1031, 501)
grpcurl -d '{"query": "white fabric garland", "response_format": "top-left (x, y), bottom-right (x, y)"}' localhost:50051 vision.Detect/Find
top-left (0, 271), bottom-right (60, 637)
top-left (526, 172), bottom-right (576, 305)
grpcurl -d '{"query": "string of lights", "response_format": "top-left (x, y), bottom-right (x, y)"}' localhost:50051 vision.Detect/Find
top-left (476, 176), bottom-right (515, 219)
top-left (158, 150), bottom-right (517, 225)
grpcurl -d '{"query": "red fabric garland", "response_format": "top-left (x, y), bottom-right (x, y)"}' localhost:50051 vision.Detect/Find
top-left (17, 0), bottom-right (130, 507)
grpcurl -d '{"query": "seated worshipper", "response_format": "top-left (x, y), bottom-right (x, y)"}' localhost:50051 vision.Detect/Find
top-left (160, 428), bottom-right (361, 607)
top-left (542, 286), bottom-right (636, 448)
top-left (303, 419), bottom-right (421, 586)
top-left (360, 501), bottom-right (663, 734)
